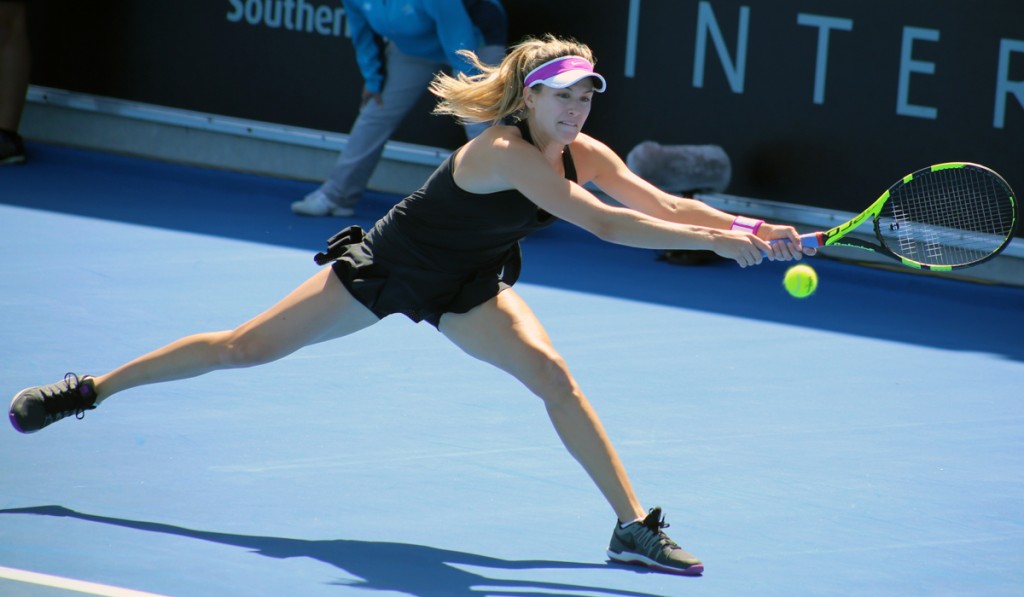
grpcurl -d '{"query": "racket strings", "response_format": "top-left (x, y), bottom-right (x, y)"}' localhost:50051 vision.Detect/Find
top-left (880, 166), bottom-right (1016, 266)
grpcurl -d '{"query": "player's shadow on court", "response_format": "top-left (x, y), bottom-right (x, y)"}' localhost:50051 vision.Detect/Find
top-left (0, 505), bottom-right (672, 597)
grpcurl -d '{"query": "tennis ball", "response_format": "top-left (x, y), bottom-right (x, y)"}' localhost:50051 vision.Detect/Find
top-left (783, 264), bottom-right (818, 298)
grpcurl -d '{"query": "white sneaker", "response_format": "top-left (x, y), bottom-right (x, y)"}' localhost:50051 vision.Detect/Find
top-left (291, 190), bottom-right (356, 217)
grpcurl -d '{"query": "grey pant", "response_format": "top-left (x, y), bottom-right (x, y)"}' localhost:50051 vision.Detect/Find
top-left (320, 42), bottom-right (505, 208)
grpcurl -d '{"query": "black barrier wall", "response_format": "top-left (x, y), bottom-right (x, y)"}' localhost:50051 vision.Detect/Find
top-left (24, 0), bottom-right (1024, 214)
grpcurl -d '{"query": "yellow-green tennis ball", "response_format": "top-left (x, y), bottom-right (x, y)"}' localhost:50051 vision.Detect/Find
top-left (784, 264), bottom-right (818, 298)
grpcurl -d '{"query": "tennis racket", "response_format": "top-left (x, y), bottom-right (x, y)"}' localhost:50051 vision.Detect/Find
top-left (779, 162), bottom-right (1018, 271)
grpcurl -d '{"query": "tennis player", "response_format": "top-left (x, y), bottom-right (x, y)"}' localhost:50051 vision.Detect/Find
top-left (9, 34), bottom-right (813, 576)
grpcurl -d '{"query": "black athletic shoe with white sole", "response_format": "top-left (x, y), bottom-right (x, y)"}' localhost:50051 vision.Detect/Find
top-left (9, 373), bottom-right (98, 433)
top-left (607, 507), bottom-right (704, 576)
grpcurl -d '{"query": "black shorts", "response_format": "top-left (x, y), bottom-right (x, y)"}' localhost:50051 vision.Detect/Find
top-left (323, 226), bottom-right (519, 328)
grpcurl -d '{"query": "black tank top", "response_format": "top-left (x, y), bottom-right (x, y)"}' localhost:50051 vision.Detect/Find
top-left (327, 120), bottom-right (577, 325)
top-left (366, 120), bottom-right (573, 270)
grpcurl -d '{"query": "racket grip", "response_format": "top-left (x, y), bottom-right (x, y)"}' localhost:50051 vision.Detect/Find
top-left (799, 232), bottom-right (822, 249)
top-left (762, 232), bottom-right (823, 255)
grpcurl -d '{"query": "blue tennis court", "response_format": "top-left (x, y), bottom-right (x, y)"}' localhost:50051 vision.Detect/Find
top-left (2, 143), bottom-right (1022, 596)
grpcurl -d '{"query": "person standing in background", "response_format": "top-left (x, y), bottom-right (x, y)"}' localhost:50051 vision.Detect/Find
top-left (292, 0), bottom-right (507, 217)
top-left (0, 0), bottom-right (29, 165)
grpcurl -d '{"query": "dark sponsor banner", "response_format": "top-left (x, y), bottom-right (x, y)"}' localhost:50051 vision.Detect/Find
top-left (27, 1), bottom-right (368, 136)
top-left (25, 0), bottom-right (1024, 213)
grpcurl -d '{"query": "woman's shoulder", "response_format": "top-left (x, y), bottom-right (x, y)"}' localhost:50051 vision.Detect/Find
top-left (568, 131), bottom-right (610, 154)
top-left (459, 125), bottom-right (537, 163)
top-left (476, 123), bottom-right (526, 146)
top-left (453, 125), bottom-right (530, 192)
top-left (565, 133), bottom-right (627, 185)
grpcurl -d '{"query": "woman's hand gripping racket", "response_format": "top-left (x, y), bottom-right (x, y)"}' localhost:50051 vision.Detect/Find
top-left (777, 162), bottom-right (1018, 271)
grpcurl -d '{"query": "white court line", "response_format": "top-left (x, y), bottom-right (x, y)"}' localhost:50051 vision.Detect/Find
top-left (0, 566), bottom-right (168, 597)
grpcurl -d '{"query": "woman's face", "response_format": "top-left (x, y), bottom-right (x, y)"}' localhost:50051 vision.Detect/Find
top-left (524, 79), bottom-right (596, 146)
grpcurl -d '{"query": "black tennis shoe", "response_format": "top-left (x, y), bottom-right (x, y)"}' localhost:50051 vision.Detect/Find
top-left (607, 507), bottom-right (704, 576)
top-left (9, 373), bottom-right (98, 433)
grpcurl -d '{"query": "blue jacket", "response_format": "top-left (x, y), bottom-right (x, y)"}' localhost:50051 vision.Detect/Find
top-left (342, 0), bottom-right (500, 94)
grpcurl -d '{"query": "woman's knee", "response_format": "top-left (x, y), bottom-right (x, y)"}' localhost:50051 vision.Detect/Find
top-left (216, 329), bottom-right (285, 368)
top-left (526, 350), bottom-right (581, 405)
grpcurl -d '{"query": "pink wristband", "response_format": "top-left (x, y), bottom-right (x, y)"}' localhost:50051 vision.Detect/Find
top-left (731, 216), bottom-right (764, 235)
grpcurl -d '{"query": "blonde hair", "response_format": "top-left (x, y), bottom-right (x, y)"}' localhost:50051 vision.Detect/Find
top-left (430, 34), bottom-right (597, 125)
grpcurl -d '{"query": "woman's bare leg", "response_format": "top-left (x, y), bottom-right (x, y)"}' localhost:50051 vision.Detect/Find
top-left (438, 289), bottom-right (645, 523)
top-left (92, 268), bottom-right (378, 403)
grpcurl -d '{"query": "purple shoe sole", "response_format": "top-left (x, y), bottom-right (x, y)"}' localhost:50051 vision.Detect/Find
top-left (608, 552), bottom-right (704, 576)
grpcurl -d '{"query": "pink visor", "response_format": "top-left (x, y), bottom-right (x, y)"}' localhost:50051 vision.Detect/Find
top-left (523, 56), bottom-right (607, 92)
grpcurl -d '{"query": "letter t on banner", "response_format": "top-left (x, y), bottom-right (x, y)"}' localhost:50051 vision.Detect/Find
top-left (796, 13), bottom-right (854, 105)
